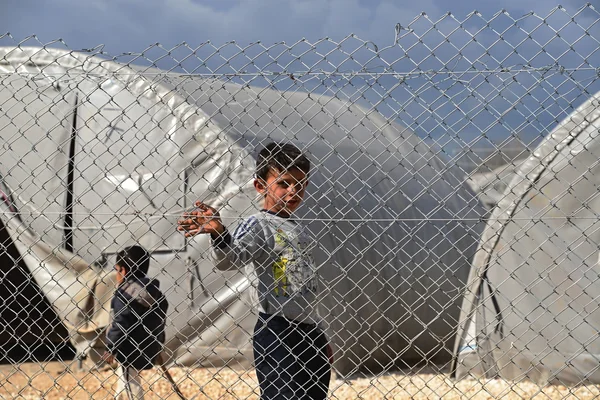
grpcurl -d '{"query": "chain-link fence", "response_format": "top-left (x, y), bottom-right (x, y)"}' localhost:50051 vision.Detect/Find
top-left (1, 5), bottom-right (600, 399)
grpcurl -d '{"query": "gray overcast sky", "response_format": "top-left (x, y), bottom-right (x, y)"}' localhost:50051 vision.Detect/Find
top-left (0, 0), bottom-right (595, 52)
top-left (1, 0), bottom-right (598, 149)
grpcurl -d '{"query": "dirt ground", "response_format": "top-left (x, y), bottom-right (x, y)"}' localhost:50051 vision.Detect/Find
top-left (1, 362), bottom-right (600, 399)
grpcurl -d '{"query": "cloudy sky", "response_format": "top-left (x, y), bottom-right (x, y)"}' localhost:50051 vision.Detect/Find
top-left (1, 0), bottom-right (598, 153)
top-left (0, 0), bottom-right (594, 53)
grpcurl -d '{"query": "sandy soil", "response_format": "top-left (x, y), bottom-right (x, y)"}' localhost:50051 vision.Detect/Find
top-left (1, 362), bottom-right (599, 399)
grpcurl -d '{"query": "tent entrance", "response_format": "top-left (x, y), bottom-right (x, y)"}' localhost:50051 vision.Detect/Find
top-left (0, 216), bottom-right (75, 363)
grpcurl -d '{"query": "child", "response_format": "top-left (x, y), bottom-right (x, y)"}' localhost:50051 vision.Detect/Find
top-left (104, 245), bottom-right (169, 400)
top-left (178, 142), bottom-right (332, 399)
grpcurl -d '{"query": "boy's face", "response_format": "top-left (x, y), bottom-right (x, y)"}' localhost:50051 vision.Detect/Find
top-left (254, 167), bottom-right (308, 217)
top-left (115, 264), bottom-right (127, 285)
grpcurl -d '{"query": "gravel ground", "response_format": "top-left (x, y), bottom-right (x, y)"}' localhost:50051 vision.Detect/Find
top-left (1, 362), bottom-right (600, 399)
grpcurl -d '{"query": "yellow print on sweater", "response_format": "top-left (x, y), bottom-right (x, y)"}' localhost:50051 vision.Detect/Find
top-left (274, 229), bottom-right (287, 246)
top-left (272, 257), bottom-right (289, 297)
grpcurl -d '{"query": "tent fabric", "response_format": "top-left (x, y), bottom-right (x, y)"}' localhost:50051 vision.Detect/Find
top-left (0, 47), bottom-right (485, 374)
top-left (0, 195), bottom-right (109, 359)
top-left (0, 203), bottom-right (74, 359)
top-left (453, 92), bottom-right (600, 384)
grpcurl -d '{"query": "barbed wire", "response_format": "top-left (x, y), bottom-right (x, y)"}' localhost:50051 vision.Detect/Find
top-left (0, 210), bottom-right (594, 222)
top-left (0, 65), bottom-right (597, 79)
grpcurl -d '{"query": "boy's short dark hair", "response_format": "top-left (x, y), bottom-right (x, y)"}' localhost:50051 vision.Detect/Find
top-left (116, 245), bottom-right (150, 279)
top-left (256, 142), bottom-right (310, 180)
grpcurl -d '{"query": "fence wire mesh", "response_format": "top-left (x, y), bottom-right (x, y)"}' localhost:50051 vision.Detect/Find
top-left (1, 5), bottom-right (600, 399)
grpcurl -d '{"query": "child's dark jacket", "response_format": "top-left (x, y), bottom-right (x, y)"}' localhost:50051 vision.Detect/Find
top-left (106, 276), bottom-right (168, 370)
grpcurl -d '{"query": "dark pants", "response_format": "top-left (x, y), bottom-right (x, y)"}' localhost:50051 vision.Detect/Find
top-left (253, 313), bottom-right (331, 399)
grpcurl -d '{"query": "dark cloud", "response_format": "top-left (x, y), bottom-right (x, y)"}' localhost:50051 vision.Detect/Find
top-left (1, 0), bottom-right (597, 150)
top-left (0, 0), bottom-right (593, 53)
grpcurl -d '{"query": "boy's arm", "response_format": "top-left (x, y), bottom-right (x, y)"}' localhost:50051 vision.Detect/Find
top-left (211, 217), bottom-right (267, 271)
top-left (157, 295), bottom-right (169, 345)
top-left (177, 201), bottom-right (269, 271)
top-left (105, 292), bottom-right (135, 353)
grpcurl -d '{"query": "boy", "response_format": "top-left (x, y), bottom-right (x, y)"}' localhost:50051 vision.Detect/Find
top-left (178, 142), bottom-right (332, 399)
top-left (104, 245), bottom-right (169, 400)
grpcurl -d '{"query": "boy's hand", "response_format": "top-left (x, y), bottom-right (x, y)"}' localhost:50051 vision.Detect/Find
top-left (177, 201), bottom-right (225, 238)
top-left (326, 343), bottom-right (334, 364)
top-left (102, 351), bottom-right (115, 365)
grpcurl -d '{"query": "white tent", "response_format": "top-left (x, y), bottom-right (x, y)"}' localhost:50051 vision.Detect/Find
top-left (453, 92), bottom-right (600, 384)
top-left (0, 47), bottom-right (485, 374)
